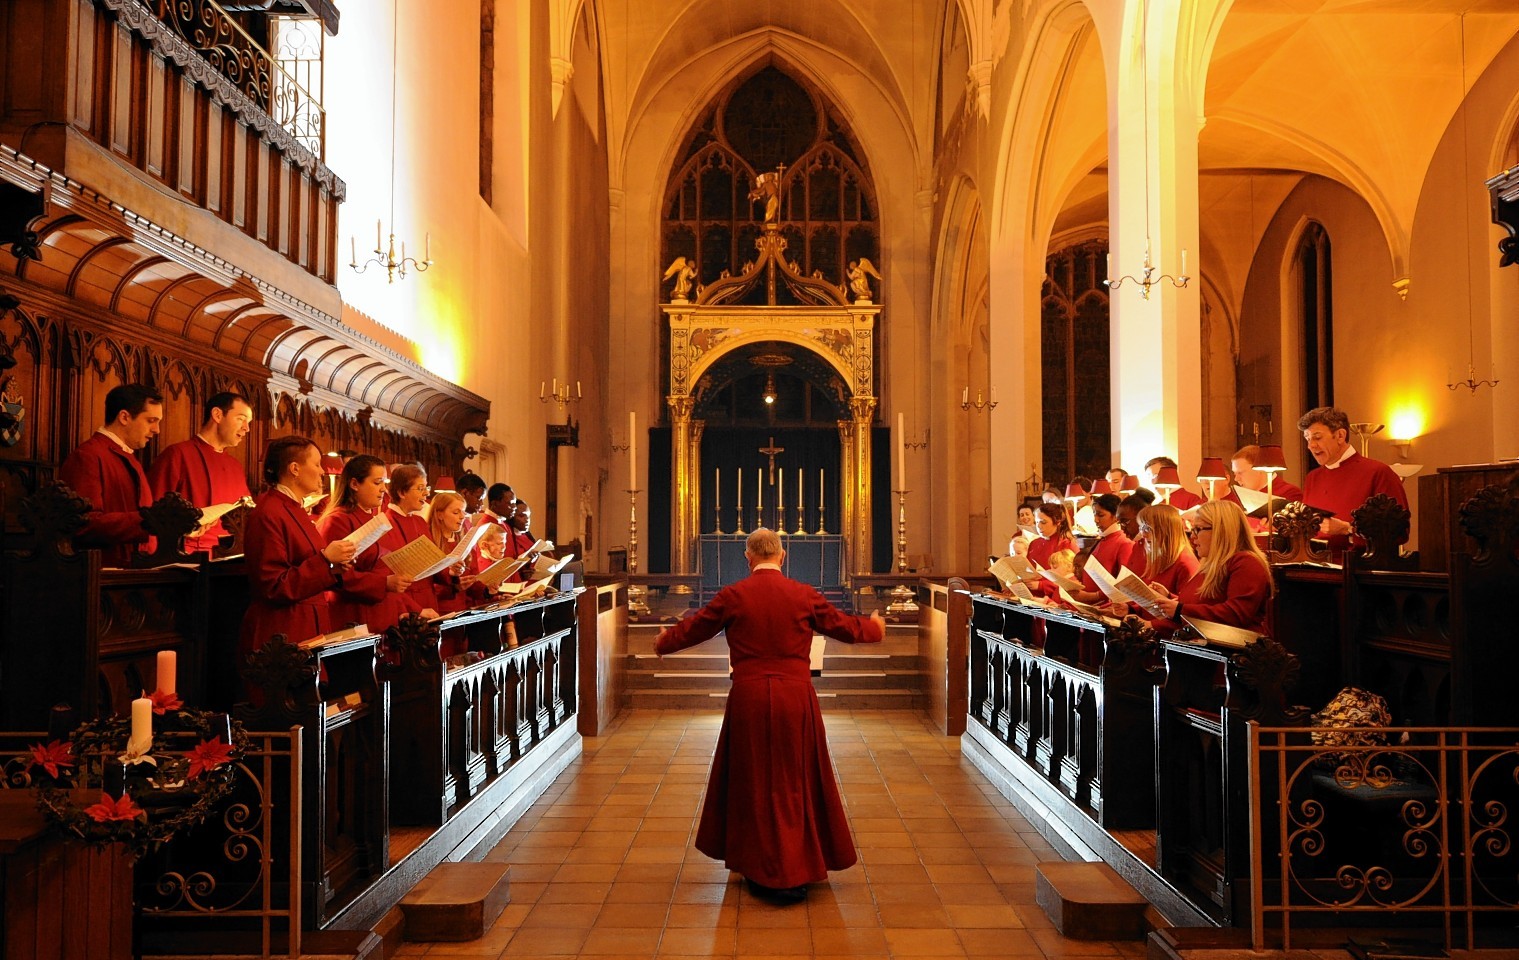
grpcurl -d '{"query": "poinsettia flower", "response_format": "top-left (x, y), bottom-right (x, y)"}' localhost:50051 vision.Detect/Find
top-left (147, 689), bottom-right (183, 715)
top-left (83, 792), bottom-right (144, 823)
top-left (186, 737), bottom-right (233, 779)
top-left (28, 740), bottom-right (74, 779)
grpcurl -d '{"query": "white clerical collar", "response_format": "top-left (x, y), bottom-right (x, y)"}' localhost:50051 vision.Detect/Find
top-left (753, 562), bottom-right (783, 572)
top-left (1099, 523), bottom-right (1122, 538)
top-left (94, 427), bottom-right (135, 455)
top-left (276, 484), bottom-right (304, 504)
top-left (1324, 445), bottom-right (1356, 470)
top-left (484, 508), bottom-right (506, 521)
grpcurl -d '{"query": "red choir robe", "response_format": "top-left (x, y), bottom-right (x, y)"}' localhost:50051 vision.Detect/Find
top-left (1077, 526), bottom-right (1134, 594)
top-left (57, 432), bottom-right (154, 566)
top-left (1150, 552), bottom-right (1272, 636)
top-left (431, 533), bottom-right (487, 614)
top-left (656, 567), bottom-right (883, 888)
top-left (382, 505), bottom-right (441, 613)
top-left (505, 527), bottom-right (539, 583)
top-left (1160, 487), bottom-right (1204, 510)
top-left (317, 507), bottom-right (419, 636)
top-left (1303, 452), bottom-right (1408, 546)
top-left (240, 489), bottom-right (338, 656)
top-left (148, 435), bottom-right (252, 553)
top-left (1026, 533), bottom-right (1074, 598)
top-left (1129, 547), bottom-right (1201, 598)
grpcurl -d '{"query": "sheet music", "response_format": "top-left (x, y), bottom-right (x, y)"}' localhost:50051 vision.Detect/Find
top-left (1038, 567), bottom-right (1085, 594)
top-left (380, 535), bottom-right (447, 579)
top-left (340, 513), bottom-right (392, 553)
top-left (501, 575), bottom-right (553, 604)
top-left (476, 555), bottom-right (530, 591)
top-left (1181, 615), bottom-right (1261, 649)
top-left (1081, 555), bottom-right (1129, 605)
top-left (1056, 585), bottom-right (1116, 624)
top-left (988, 556), bottom-right (1039, 591)
top-left (1112, 566), bottom-right (1170, 618)
top-left (1008, 580), bottom-right (1036, 601)
top-left (193, 496), bottom-right (255, 535)
top-left (1019, 525), bottom-right (1039, 542)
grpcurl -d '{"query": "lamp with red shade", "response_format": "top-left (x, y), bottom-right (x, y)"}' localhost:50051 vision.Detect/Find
top-left (1196, 457), bottom-right (1229, 501)
top-left (1152, 466), bottom-right (1182, 504)
top-left (1121, 475), bottom-right (1141, 493)
top-left (434, 476), bottom-right (457, 494)
top-left (1091, 478), bottom-right (1113, 496)
top-left (1063, 481), bottom-right (1088, 506)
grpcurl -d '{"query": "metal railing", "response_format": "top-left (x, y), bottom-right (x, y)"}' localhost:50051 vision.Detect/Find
top-left (1250, 724), bottom-right (1519, 951)
top-left (150, 0), bottom-right (325, 158)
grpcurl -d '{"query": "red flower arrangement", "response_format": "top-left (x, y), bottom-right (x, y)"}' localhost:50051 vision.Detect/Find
top-left (83, 792), bottom-right (145, 824)
top-left (28, 739), bottom-right (74, 779)
top-left (186, 737), bottom-right (232, 779)
top-left (147, 689), bottom-right (184, 715)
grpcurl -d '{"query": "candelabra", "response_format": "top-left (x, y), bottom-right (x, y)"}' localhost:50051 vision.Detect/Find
top-left (625, 489), bottom-right (650, 618)
top-left (540, 379), bottom-right (582, 406)
top-left (886, 489), bottom-right (919, 616)
top-left (959, 389), bottom-right (997, 413)
top-left (1447, 363), bottom-right (1499, 393)
top-left (351, 226), bottom-right (433, 283)
top-left (1104, 246), bottom-right (1189, 299)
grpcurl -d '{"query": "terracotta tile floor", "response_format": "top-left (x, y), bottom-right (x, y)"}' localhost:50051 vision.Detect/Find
top-left (394, 708), bottom-right (1149, 959)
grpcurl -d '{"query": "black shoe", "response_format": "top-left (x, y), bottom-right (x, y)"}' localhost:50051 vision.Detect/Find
top-left (745, 878), bottom-right (807, 904)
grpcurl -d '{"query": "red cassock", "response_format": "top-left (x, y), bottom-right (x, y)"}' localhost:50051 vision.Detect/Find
top-left (1150, 552), bottom-right (1272, 635)
top-left (1078, 528), bottom-right (1134, 593)
top-left (57, 432), bottom-right (153, 566)
top-left (148, 436), bottom-right (252, 553)
top-left (655, 568), bottom-right (883, 889)
top-left (316, 507), bottom-right (419, 635)
top-left (506, 527), bottom-right (538, 583)
top-left (1163, 488), bottom-right (1204, 510)
top-left (1303, 453), bottom-right (1408, 522)
top-left (1026, 534), bottom-right (1073, 598)
top-left (240, 491), bottom-right (338, 656)
top-left (381, 507), bottom-right (440, 612)
top-left (1129, 548), bottom-right (1200, 598)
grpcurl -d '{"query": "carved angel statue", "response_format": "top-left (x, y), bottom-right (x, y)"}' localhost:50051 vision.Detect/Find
top-left (748, 171), bottom-right (782, 223)
top-left (847, 257), bottom-right (882, 303)
top-left (662, 256), bottom-right (698, 301)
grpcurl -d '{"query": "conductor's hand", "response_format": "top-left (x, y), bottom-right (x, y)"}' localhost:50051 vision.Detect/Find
top-left (870, 610), bottom-right (886, 637)
top-left (323, 540), bottom-right (357, 565)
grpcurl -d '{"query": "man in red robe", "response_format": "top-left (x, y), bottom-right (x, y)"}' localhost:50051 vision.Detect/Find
top-left (148, 392), bottom-right (253, 553)
top-left (1299, 406), bottom-right (1409, 545)
top-left (57, 383), bottom-right (162, 566)
top-left (1223, 443), bottom-right (1304, 531)
top-left (655, 528), bottom-right (885, 903)
top-left (1144, 456), bottom-right (1203, 510)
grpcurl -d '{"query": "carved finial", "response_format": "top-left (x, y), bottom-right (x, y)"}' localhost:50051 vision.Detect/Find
top-left (383, 613), bottom-right (443, 676)
top-left (19, 482), bottom-right (91, 559)
top-left (1228, 637), bottom-right (1311, 725)
top-left (137, 492), bottom-right (203, 566)
top-left (1269, 501), bottom-right (1335, 564)
top-left (1350, 492), bottom-right (1410, 568)
top-left (235, 635), bottom-right (320, 725)
top-left (1101, 614), bottom-right (1160, 683)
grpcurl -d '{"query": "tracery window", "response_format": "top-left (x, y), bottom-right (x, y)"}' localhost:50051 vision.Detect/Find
top-left (661, 66), bottom-right (879, 306)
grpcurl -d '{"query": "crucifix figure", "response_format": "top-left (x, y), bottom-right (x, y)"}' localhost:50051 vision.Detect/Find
top-left (758, 436), bottom-right (784, 484)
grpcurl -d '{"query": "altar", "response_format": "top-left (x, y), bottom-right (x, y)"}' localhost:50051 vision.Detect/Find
top-left (699, 533), bottom-right (846, 597)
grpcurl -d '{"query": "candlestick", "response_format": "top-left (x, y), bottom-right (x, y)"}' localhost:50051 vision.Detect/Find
top-left (778, 469), bottom-right (785, 533)
top-left (886, 489), bottom-right (919, 616)
top-left (625, 488), bottom-right (650, 618)
top-left (129, 697), bottom-right (153, 756)
top-left (156, 650), bottom-right (177, 696)
top-left (715, 467), bottom-right (723, 535)
top-left (628, 411), bottom-right (637, 490)
top-left (757, 468), bottom-right (763, 518)
top-left (794, 467), bottom-right (806, 536)
top-left (816, 469), bottom-right (826, 535)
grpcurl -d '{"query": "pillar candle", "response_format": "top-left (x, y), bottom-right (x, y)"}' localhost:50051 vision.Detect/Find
top-left (156, 650), bottom-right (176, 696)
top-left (758, 470), bottom-right (763, 513)
top-left (715, 467), bottom-right (722, 519)
top-left (778, 469), bottom-right (784, 519)
top-left (737, 467), bottom-right (743, 510)
top-left (129, 697), bottom-right (153, 755)
top-left (819, 469), bottom-right (824, 513)
top-left (797, 467), bottom-right (803, 514)
top-left (896, 413), bottom-right (906, 491)
top-left (628, 411), bottom-right (637, 490)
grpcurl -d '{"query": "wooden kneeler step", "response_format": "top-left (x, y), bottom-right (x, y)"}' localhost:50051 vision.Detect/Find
top-left (1034, 862), bottom-right (1148, 940)
top-left (398, 862), bottom-right (512, 942)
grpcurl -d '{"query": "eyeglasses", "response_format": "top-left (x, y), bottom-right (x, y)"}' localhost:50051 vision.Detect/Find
top-left (1188, 525), bottom-right (1213, 538)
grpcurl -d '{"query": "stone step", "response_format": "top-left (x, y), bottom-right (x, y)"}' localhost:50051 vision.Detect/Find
top-left (623, 669), bottom-right (920, 691)
top-left (627, 652), bottom-right (920, 673)
top-left (1034, 861), bottom-right (1148, 941)
top-left (625, 687), bottom-right (923, 710)
top-left (398, 861), bottom-right (512, 943)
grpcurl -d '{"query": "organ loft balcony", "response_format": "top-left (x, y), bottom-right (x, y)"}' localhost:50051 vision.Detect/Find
top-left (0, 0), bottom-right (345, 298)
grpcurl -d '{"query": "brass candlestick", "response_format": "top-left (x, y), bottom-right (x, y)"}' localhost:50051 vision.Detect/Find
top-left (626, 488), bottom-right (650, 617)
top-left (886, 489), bottom-right (918, 615)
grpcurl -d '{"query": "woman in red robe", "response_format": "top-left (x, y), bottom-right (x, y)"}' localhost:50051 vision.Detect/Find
top-left (1026, 502), bottom-right (1074, 599)
top-left (316, 456), bottom-right (420, 635)
top-left (1070, 493), bottom-right (1133, 606)
top-left (655, 528), bottom-right (884, 903)
top-left (1149, 500), bottom-right (1273, 635)
top-left (239, 437), bottom-right (355, 658)
top-left (426, 491), bottom-right (486, 615)
top-left (1128, 504), bottom-right (1200, 594)
top-left (379, 463), bottom-right (441, 616)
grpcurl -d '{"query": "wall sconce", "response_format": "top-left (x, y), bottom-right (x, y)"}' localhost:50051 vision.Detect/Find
top-left (540, 378), bottom-right (582, 407)
top-left (1388, 436), bottom-right (1413, 460)
top-left (960, 386), bottom-right (997, 412)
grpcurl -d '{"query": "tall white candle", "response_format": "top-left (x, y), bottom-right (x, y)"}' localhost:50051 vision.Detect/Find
top-left (758, 469), bottom-right (763, 513)
top-left (778, 469), bottom-right (784, 522)
top-left (737, 467), bottom-right (743, 510)
top-left (715, 467), bottom-right (722, 520)
top-left (627, 411), bottom-right (637, 490)
top-left (797, 467), bottom-right (803, 514)
top-left (896, 413), bottom-right (906, 491)
top-left (157, 650), bottom-right (176, 696)
top-left (130, 697), bottom-right (153, 755)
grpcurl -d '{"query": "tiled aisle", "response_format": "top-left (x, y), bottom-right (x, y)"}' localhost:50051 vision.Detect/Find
top-left (395, 708), bottom-right (1147, 959)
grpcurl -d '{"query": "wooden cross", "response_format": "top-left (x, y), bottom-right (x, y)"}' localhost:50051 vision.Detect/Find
top-left (758, 436), bottom-right (784, 484)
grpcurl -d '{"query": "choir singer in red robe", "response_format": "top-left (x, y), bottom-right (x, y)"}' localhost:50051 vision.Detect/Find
top-left (148, 392), bottom-right (253, 553)
top-left (655, 528), bottom-right (885, 904)
top-left (58, 383), bottom-right (163, 566)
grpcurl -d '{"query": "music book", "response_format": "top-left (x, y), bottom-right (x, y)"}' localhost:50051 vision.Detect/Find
top-left (300, 623), bottom-right (372, 649)
top-left (192, 496), bottom-right (255, 535)
top-left (1082, 556), bottom-right (1169, 617)
top-left (1056, 585), bottom-right (1115, 624)
top-left (380, 522), bottom-right (492, 580)
top-left (1020, 525), bottom-right (1039, 541)
top-left (302, 491), bottom-right (326, 510)
top-left (531, 551), bottom-right (576, 580)
top-left (500, 575), bottom-right (553, 604)
top-left (475, 555), bottom-right (530, 591)
top-left (1007, 580), bottom-right (1037, 601)
top-left (988, 556), bottom-right (1041, 591)
top-left (1181, 615), bottom-right (1261, 649)
top-left (1232, 485), bottom-right (1288, 519)
top-left (340, 513), bottom-right (391, 553)
top-left (1039, 567), bottom-right (1085, 594)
